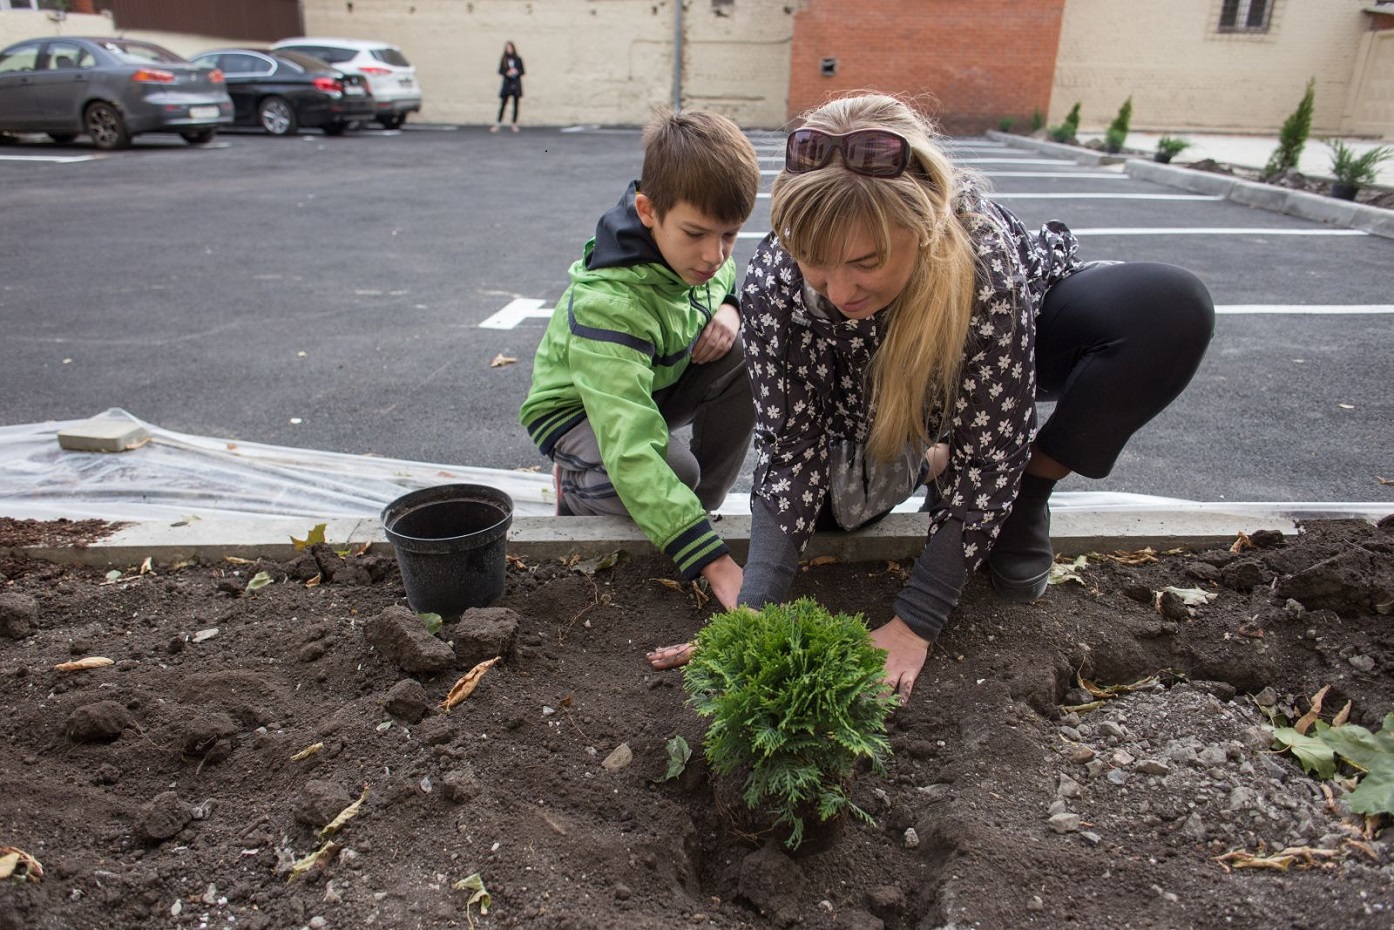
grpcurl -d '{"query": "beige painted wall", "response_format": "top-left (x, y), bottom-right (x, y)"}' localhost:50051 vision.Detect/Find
top-left (1050, 0), bottom-right (1381, 135)
top-left (299, 0), bottom-right (796, 129)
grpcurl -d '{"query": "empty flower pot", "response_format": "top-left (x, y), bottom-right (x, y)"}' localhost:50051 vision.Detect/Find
top-left (381, 484), bottom-right (513, 617)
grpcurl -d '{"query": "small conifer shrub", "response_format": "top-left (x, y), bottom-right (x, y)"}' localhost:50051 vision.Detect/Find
top-left (1048, 102), bottom-right (1081, 144)
top-left (683, 598), bottom-right (896, 850)
top-left (1104, 95), bottom-right (1133, 153)
top-left (1264, 77), bottom-right (1316, 179)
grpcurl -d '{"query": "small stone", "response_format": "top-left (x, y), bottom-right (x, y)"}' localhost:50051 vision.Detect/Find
top-left (1047, 812), bottom-right (1081, 833)
top-left (0, 592), bottom-right (38, 639)
top-left (1349, 655), bottom-right (1375, 673)
top-left (1111, 748), bottom-right (1135, 767)
top-left (902, 827), bottom-right (919, 848)
top-left (1136, 759), bottom-right (1171, 776)
top-left (1106, 769), bottom-right (1128, 786)
top-left (614, 884), bottom-right (632, 900)
top-left (1057, 775), bottom-right (1081, 798)
top-left (192, 627), bottom-right (220, 643)
top-left (1027, 895), bottom-right (1044, 911)
top-left (1080, 831), bottom-right (1102, 846)
top-left (602, 743), bottom-right (633, 771)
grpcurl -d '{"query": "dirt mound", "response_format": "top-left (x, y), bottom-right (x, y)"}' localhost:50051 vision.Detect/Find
top-left (1, 518), bottom-right (1391, 929)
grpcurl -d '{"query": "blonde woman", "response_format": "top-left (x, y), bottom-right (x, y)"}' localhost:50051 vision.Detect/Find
top-left (647, 94), bottom-right (1214, 701)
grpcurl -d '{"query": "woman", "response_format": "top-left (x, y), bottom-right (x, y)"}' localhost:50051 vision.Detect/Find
top-left (647, 94), bottom-right (1214, 702)
top-left (492, 41), bottom-right (524, 133)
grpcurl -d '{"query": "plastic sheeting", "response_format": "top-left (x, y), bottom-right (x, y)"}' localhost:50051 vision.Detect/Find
top-left (0, 409), bottom-right (1387, 525)
top-left (0, 409), bottom-right (555, 522)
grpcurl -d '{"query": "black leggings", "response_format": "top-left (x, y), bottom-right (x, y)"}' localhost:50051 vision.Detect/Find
top-left (1033, 261), bottom-right (1214, 479)
top-left (497, 95), bottom-right (519, 124)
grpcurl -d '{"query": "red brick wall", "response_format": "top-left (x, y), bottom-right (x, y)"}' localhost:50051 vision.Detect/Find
top-left (788, 0), bottom-right (1067, 133)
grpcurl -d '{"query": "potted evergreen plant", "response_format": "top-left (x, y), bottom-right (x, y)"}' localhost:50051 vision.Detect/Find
top-left (682, 598), bottom-right (897, 853)
top-left (1155, 136), bottom-right (1190, 164)
top-left (1104, 96), bottom-right (1133, 154)
top-left (1048, 102), bottom-right (1081, 144)
top-left (1325, 138), bottom-right (1393, 201)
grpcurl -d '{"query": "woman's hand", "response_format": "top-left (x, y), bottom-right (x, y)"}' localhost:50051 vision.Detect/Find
top-left (869, 616), bottom-right (932, 704)
top-left (691, 302), bottom-right (739, 364)
top-left (699, 554), bottom-right (743, 611)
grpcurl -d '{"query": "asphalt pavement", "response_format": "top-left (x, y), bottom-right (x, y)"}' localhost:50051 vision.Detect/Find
top-left (0, 123), bottom-right (1390, 508)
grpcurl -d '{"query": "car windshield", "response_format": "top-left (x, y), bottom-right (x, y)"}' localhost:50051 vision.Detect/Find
top-left (99, 41), bottom-right (186, 65)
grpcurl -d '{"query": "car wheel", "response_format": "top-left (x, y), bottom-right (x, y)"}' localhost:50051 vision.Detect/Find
top-left (322, 121), bottom-right (348, 137)
top-left (376, 114), bottom-right (404, 130)
top-left (85, 102), bottom-right (131, 150)
top-left (48, 133), bottom-right (77, 144)
top-left (181, 129), bottom-right (217, 145)
top-left (0, 133), bottom-right (16, 146)
top-left (258, 97), bottom-right (298, 136)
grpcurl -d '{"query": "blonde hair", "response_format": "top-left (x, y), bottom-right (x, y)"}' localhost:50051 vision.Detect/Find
top-left (771, 94), bottom-right (981, 463)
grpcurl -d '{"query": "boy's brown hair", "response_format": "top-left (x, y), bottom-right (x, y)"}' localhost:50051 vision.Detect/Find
top-left (639, 109), bottom-right (760, 226)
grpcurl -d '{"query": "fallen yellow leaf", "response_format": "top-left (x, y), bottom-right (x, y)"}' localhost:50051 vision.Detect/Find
top-left (319, 785), bottom-right (369, 840)
top-left (0, 846), bottom-right (43, 882)
top-left (490, 353), bottom-right (518, 368)
top-left (287, 840), bottom-right (340, 881)
top-left (53, 657), bottom-right (114, 672)
top-left (440, 657), bottom-right (501, 711)
top-left (291, 742), bottom-right (325, 761)
top-left (806, 555), bottom-right (841, 567)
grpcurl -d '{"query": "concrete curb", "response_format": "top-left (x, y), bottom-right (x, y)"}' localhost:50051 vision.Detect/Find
top-left (985, 131), bottom-right (1394, 239)
top-left (7, 509), bottom-right (1391, 570)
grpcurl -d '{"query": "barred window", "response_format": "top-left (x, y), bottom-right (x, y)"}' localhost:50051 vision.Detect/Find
top-left (1219, 0), bottom-right (1272, 33)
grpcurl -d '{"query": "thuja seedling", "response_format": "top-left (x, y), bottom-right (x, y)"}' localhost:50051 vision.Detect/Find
top-left (683, 597), bottom-right (897, 849)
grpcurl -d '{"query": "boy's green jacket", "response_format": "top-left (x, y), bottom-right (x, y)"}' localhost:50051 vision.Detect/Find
top-left (520, 181), bottom-right (738, 580)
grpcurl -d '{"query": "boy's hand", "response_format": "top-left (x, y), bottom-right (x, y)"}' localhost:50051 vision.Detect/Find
top-left (700, 554), bottom-right (743, 610)
top-left (869, 616), bottom-right (932, 705)
top-left (691, 302), bottom-right (740, 365)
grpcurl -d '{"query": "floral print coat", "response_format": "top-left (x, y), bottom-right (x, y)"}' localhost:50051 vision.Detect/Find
top-left (740, 189), bottom-right (1081, 576)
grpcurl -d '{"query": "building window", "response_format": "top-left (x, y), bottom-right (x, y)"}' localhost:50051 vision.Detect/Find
top-left (1219, 0), bottom-right (1272, 33)
top-left (1, 0), bottom-right (73, 9)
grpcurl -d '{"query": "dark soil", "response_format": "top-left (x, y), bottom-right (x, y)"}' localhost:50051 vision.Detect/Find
top-left (2, 517), bottom-right (1392, 930)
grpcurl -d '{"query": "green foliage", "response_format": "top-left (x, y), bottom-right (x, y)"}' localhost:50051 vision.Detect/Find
top-left (1104, 96), bottom-right (1133, 153)
top-left (418, 611), bottom-right (443, 636)
top-left (683, 598), bottom-right (896, 849)
top-left (659, 735), bottom-right (691, 782)
top-left (1048, 102), bottom-right (1081, 144)
top-left (1156, 136), bottom-right (1190, 158)
top-left (1030, 108), bottom-right (1046, 132)
top-left (998, 116), bottom-right (1015, 133)
top-left (1269, 712), bottom-right (1394, 815)
top-left (1325, 138), bottom-right (1394, 187)
top-left (1264, 77), bottom-right (1316, 178)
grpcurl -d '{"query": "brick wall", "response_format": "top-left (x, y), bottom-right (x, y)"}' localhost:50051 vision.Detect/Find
top-left (787, 0), bottom-right (1066, 133)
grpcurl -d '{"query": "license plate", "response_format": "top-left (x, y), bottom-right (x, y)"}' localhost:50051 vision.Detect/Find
top-left (400, 78), bottom-right (414, 87)
top-left (189, 105), bottom-right (219, 120)
top-left (344, 86), bottom-right (365, 96)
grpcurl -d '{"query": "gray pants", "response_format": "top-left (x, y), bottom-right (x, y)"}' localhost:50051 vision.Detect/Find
top-left (552, 341), bottom-right (754, 516)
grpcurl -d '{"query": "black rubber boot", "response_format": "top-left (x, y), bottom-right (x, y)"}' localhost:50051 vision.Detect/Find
top-left (988, 474), bottom-right (1056, 601)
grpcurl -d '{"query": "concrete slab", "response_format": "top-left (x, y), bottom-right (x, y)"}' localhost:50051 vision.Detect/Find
top-left (11, 508), bottom-right (1391, 571)
top-left (56, 418), bottom-right (151, 453)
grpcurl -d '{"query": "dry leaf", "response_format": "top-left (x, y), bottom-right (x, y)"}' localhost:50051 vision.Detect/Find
top-left (139, 556), bottom-right (154, 574)
top-left (319, 785), bottom-right (369, 840)
top-left (490, 353), bottom-right (518, 368)
top-left (1230, 531), bottom-right (1253, 554)
top-left (287, 840), bottom-right (340, 881)
top-left (806, 555), bottom-right (841, 567)
top-left (305, 573), bottom-right (322, 588)
top-left (0, 846), bottom-right (43, 882)
top-left (291, 742), bottom-right (325, 761)
top-left (224, 556), bottom-right (255, 565)
top-left (53, 657), bottom-right (114, 672)
top-left (689, 581), bottom-right (710, 609)
top-left (1098, 547), bottom-right (1158, 565)
top-left (440, 657), bottom-right (501, 712)
top-left (1332, 701), bottom-right (1352, 727)
top-left (1377, 476), bottom-right (1394, 486)
top-left (1294, 685), bottom-right (1330, 736)
top-left (655, 578), bottom-right (684, 591)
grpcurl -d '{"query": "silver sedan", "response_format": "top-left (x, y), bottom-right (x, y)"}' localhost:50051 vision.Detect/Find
top-left (0, 36), bottom-right (233, 149)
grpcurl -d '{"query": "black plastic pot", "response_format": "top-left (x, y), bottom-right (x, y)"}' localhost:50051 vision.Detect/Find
top-left (382, 484), bottom-right (513, 617)
top-left (1331, 182), bottom-right (1360, 201)
top-left (1155, 152), bottom-right (1173, 163)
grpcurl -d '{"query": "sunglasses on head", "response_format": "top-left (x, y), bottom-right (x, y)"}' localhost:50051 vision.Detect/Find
top-left (785, 128), bottom-right (912, 178)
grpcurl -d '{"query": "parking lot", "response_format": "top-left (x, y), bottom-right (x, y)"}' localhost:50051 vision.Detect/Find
top-left (0, 124), bottom-right (1390, 504)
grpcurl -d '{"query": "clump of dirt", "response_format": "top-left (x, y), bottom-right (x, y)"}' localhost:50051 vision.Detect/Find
top-left (0, 517), bottom-right (124, 549)
top-left (1, 517), bottom-right (1392, 930)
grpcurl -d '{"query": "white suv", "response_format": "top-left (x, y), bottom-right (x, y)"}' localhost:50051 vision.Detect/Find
top-left (271, 37), bottom-right (421, 129)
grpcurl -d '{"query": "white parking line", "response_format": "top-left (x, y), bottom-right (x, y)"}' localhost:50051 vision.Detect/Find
top-left (479, 298), bottom-right (550, 329)
top-left (0, 153), bottom-right (96, 163)
top-left (983, 171), bottom-right (1128, 178)
top-left (1072, 227), bottom-right (1367, 236)
top-left (1215, 305), bottom-right (1394, 314)
top-left (992, 193), bottom-right (1223, 201)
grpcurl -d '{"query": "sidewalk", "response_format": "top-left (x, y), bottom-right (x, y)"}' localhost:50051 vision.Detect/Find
top-left (1074, 131), bottom-right (1394, 188)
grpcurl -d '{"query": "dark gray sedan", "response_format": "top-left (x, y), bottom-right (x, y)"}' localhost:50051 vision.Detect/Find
top-left (0, 36), bottom-right (232, 149)
top-left (188, 49), bottom-right (374, 136)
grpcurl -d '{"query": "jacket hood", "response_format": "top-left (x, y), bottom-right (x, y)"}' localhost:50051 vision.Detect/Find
top-left (586, 180), bottom-right (673, 275)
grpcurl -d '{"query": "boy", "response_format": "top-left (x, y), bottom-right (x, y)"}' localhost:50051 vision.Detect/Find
top-left (519, 109), bottom-right (760, 610)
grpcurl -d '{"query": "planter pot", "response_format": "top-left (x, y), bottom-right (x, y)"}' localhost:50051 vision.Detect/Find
top-left (1154, 152), bottom-right (1173, 164)
top-left (381, 483), bottom-right (513, 617)
top-left (1330, 183), bottom-right (1360, 201)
